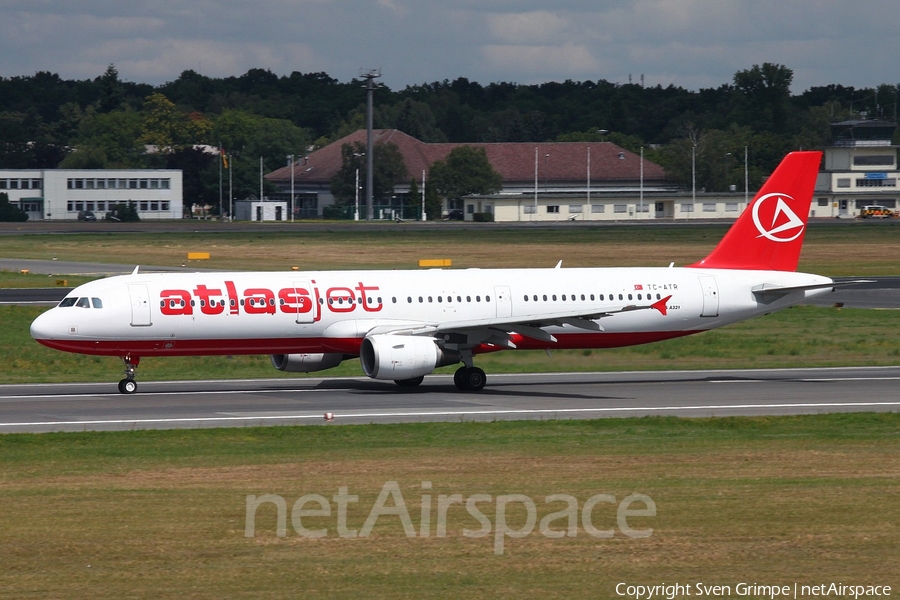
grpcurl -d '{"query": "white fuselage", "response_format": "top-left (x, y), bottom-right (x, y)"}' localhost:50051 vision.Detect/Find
top-left (30, 266), bottom-right (833, 358)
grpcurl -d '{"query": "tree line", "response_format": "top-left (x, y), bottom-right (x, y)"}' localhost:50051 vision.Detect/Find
top-left (1, 63), bottom-right (898, 211)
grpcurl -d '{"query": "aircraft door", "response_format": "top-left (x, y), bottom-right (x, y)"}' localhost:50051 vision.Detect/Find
top-left (128, 284), bottom-right (152, 326)
top-left (494, 285), bottom-right (512, 318)
top-left (698, 276), bottom-right (719, 317)
top-left (291, 281), bottom-right (316, 324)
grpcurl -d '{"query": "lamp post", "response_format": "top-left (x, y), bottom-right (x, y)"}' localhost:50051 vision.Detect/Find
top-left (588, 130), bottom-right (608, 220)
top-left (421, 170), bottom-right (426, 221)
top-left (354, 167), bottom-right (360, 221)
top-left (639, 146), bottom-right (644, 219)
top-left (691, 144), bottom-right (696, 219)
top-left (361, 69), bottom-right (381, 220)
top-left (533, 147), bottom-right (538, 220)
top-left (744, 145), bottom-right (749, 206)
top-left (586, 145), bottom-right (590, 220)
top-left (287, 154), bottom-right (295, 223)
top-left (352, 151), bottom-right (365, 221)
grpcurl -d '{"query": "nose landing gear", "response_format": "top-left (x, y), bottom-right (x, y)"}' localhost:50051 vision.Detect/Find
top-left (118, 355), bottom-right (140, 394)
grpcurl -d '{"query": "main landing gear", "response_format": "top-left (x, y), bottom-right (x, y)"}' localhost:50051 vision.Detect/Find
top-left (118, 355), bottom-right (140, 394)
top-left (454, 366), bottom-right (486, 392)
top-left (391, 366), bottom-right (487, 391)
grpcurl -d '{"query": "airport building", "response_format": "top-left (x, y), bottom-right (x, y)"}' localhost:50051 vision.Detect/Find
top-left (0, 169), bottom-right (183, 220)
top-left (813, 120), bottom-right (899, 218)
top-left (264, 129), bottom-right (713, 221)
top-left (261, 121), bottom-right (899, 222)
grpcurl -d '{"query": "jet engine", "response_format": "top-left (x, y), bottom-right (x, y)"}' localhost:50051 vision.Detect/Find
top-left (270, 353), bottom-right (346, 373)
top-left (360, 334), bottom-right (459, 381)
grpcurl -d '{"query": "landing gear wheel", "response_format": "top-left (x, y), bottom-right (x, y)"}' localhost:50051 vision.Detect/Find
top-left (395, 376), bottom-right (425, 388)
top-left (454, 366), bottom-right (468, 390)
top-left (118, 355), bottom-right (140, 394)
top-left (464, 367), bottom-right (486, 391)
top-left (454, 366), bottom-right (486, 392)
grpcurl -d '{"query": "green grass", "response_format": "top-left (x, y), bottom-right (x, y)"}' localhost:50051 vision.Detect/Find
top-left (0, 270), bottom-right (93, 288)
top-left (5, 304), bottom-right (900, 384)
top-left (2, 221), bottom-right (900, 273)
top-left (0, 414), bottom-right (897, 597)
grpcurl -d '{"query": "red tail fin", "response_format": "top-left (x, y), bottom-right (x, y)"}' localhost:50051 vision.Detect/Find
top-left (690, 151), bottom-right (822, 271)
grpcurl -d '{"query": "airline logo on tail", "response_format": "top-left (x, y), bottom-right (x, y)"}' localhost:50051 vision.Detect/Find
top-left (752, 193), bottom-right (805, 242)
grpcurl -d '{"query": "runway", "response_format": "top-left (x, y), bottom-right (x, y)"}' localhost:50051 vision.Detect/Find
top-left (1, 366), bottom-right (898, 433)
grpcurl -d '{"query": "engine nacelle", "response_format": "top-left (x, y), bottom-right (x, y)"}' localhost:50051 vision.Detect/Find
top-left (270, 353), bottom-right (345, 373)
top-left (360, 335), bottom-right (459, 381)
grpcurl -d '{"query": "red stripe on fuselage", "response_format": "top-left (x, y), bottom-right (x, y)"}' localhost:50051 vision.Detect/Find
top-left (34, 330), bottom-right (700, 358)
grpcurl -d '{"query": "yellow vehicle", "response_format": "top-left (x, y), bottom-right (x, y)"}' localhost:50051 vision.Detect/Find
top-left (860, 205), bottom-right (896, 219)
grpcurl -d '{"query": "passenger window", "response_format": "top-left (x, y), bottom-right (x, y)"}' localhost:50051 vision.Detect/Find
top-left (76, 297), bottom-right (91, 308)
top-left (562, 295), bottom-right (567, 301)
top-left (59, 297), bottom-right (77, 307)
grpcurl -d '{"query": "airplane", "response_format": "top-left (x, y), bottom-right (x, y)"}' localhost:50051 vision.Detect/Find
top-left (31, 151), bottom-right (844, 394)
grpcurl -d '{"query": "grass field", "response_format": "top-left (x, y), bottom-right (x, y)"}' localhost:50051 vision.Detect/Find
top-left (2, 221), bottom-right (900, 274)
top-left (0, 414), bottom-right (897, 598)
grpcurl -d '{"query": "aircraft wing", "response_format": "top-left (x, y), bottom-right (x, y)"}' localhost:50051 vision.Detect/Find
top-left (364, 295), bottom-right (671, 348)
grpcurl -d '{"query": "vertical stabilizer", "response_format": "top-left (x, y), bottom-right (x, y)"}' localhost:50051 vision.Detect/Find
top-left (690, 151), bottom-right (822, 271)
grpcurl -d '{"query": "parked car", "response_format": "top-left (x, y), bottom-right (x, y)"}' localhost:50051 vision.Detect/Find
top-left (860, 205), bottom-right (896, 219)
top-left (445, 209), bottom-right (464, 221)
top-left (77, 210), bottom-right (96, 221)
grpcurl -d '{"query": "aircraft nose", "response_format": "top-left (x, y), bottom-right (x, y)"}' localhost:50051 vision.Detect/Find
top-left (30, 309), bottom-right (60, 341)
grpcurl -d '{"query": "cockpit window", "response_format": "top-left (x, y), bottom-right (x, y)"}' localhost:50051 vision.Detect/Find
top-left (76, 297), bottom-right (91, 308)
top-left (59, 297), bottom-right (77, 308)
top-left (91, 298), bottom-right (103, 309)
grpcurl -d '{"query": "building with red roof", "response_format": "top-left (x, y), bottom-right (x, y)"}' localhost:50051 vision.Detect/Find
top-left (265, 129), bottom-right (727, 221)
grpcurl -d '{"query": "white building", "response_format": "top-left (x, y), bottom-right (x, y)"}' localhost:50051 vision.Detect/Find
top-left (0, 169), bottom-right (183, 220)
top-left (472, 192), bottom-right (747, 222)
top-left (813, 120), bottom-right (898, 218)
top-left (234, 200), bottom-right (289, 222)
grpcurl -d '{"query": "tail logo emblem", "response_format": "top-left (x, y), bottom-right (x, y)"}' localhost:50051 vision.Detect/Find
top-left (752, 193), bottom-right (805, 242)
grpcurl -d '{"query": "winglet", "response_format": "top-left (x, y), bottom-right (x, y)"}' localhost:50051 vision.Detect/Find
top-left (652, 295), bottom-right (671, 316)
top-left (132, 266), bottom-right (140, 275)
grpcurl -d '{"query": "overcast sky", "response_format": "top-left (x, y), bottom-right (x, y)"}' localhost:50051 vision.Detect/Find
top-left (1, 1), bottom-right (898, 94)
